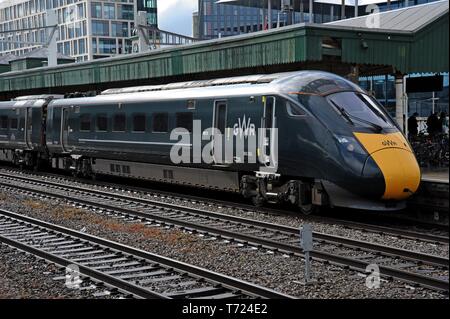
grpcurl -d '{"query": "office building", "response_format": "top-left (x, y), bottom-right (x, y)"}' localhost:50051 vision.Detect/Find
top-left (0, 0), bottom-right (158, 62)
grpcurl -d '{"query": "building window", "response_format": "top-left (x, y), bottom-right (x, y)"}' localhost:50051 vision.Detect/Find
top-left (91, 2), bottom-right (102, 18)
top-left (132, 114), bottom-right (146, 132)
top-left (79, 114), bottom-right (91, 131)
top-left (119, 4), bottom-right (134, 20)
top-left (0, 116), bottom-right (8, 129)
top-left (153, 113), bottom-right (168, 133)
top-left (112, 22), bottom-right (128, 37)
top-left (10, 118), bottom-right (18, 130)
top-left (176, 112), bottom-right (193, 133)
top-left (113, 113), bottom-right (126, 132)
top-left (92, 20), bottom-right (109, 36)
top-left (103, 3), bottom-right (115, 19)
top-left (96, 114), bottom-right (108, 132)
top-left (98, 38), bottom-right (116, 54)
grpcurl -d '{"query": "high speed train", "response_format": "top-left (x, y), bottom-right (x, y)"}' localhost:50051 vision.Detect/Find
top-left (0, 71), bottom-right (421, 213)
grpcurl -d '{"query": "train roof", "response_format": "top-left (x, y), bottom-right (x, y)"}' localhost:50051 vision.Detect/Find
top-left (3, 71), bottom-right (363, 108)
top-left (100, 72), bottom-right (300, 95)
top-left (0, 98), bottom-right (51, 109)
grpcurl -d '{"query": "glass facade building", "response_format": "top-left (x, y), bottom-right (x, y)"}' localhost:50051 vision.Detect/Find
top-left (0, 0), bottom-right (158, 62)
top-left (197, 0), bottom-right (441, 40)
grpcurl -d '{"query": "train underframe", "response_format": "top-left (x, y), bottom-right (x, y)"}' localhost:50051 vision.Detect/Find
top-left (1, 150), bottom-right (404, 213)
top-left (48, 153), bottom-right (329, 214)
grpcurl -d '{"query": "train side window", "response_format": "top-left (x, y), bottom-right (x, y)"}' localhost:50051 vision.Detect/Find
top-left (10, 118), bottom-right (18, 130)
top-left (113, 113), bottom-right (126, 132)
top-left (80, 114), bottom-right (91, 131)
top-left (286, 101), bottom-right (306, 117)
top-left (176, 112), bottom-right (193, 133)
top-left (153, 112), bottom-right (168, 133)
top-left (0, 116), bottom-right (8, 129)
top-left (96, 114), bottom-right (108, 132)
top-left (132, 113), bottom-right (146, 132)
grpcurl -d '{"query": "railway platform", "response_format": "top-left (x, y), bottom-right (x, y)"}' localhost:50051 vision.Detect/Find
top-left (406, 168), bottom-right (449, 226)
top-left (422, 169), bottom-right (449, 184)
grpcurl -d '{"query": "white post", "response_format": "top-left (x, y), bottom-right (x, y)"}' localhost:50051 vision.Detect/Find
top-left (300, 224), bottom-right (314, 284)
top-left (309, 0), bottom-right (314, 23)
top-left (354, 0), bottom-right (358, 17)
top-left (432, 91), bottom-right (436, 114)
top-left (46, 10), bottom-right (58, 67)
top-left (403, 75), bottom-right (409, 137)
top-left (268, 0), bottom-right (273, 29)
top-left (300, 1), bottom-right (304, 23)
top-left (137, 11), bottom-right (148, 52)
top-left (395, 75), bottom-right (405, 132)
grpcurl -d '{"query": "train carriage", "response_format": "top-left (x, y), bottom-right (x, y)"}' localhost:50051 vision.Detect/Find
top-left (0, 71), bottom-right (421, 213)
top-left (0, 96), bottom-right (58, 166)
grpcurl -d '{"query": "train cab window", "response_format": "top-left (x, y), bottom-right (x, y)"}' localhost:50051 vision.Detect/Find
top-left (176, 112), bottom-right (193, 133)
top-left (80, 114), bottom-right (91, 131)
top-left (153, 113), bottom-right (169, 133)
top-left (10, 118), bottom-right (18, 130)
top-left (286, 101), bottom-right (306, 117)
top-left (96, 114), bottom-right (108, 132)
top-left (132, 114), bottom-right (146, 132)
top-left (113, 113), bottom-right (126, 132)
top-left (0, 116), bottom-right (8, 129)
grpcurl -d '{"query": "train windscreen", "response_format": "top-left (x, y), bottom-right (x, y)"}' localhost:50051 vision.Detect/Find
top-left (327, 92), bottom-right (396, 130)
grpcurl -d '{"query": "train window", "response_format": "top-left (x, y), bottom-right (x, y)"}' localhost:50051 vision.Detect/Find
top-left (132, 114), bottom-right (146, 132)
top-left (96, 114), bottom-right (108, 132)
top-left (286, 102), bottom-right (305, 117)
top-left (153, 113), bottom-right (169, 133)
top-left (0, 116), bottom-right (8, 129)
top-left (10, 118), bottom-right (18, 130)
top-left (80, 114), bottom-right (91, 131)
top-left (176, 112), bottom-right (193, 133)
top-left (113, 113), bottom-right (126, 132)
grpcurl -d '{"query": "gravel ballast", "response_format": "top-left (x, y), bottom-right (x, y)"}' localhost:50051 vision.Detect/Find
top-left (1, 170), bottom-right (448, 259)
top-left (0, 189), bottom-right (447, 299)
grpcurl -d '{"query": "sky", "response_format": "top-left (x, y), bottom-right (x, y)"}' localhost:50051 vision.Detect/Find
top-left (157, 0), bottom-right (198, 37)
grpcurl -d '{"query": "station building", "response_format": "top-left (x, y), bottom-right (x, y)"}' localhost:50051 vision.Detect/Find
top-left (0, 0), bottom-right (158, 62)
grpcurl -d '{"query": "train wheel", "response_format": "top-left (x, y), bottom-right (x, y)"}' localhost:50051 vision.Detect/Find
top-left (251, 195), bottom-right (265, 207)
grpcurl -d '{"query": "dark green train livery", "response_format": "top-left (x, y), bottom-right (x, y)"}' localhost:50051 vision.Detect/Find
top-left (0, 71), bottom-right (421, 212)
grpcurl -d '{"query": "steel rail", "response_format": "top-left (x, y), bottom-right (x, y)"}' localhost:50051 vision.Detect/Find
top-left (0, 174), bottom-right (447, 267)
top-left (0, 208), bottom-right (293, 299)
top-left (0, 178), bottom-right (448, 292)
top-left (0, 169), bottom-right (447, 244)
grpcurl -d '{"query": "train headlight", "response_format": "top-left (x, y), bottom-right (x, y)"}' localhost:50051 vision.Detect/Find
top-left (335, 135), bottom-right (366, 155)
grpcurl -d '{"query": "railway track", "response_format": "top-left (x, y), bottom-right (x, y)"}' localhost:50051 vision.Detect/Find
top-left (0, 167), bottom-right (447, 244)
top-left (0, 172), bottom-right (448, 293)
top-left (0, 209), bottom-right (291, 299)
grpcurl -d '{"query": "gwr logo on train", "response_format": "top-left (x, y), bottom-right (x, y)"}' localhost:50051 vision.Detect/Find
top-left (233, 115), bottom-right (256, 138)
top-left (382, 140), bottom-right (398, 147)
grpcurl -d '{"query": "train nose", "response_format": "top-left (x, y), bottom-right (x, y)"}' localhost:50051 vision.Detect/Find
top-left (355, 132), bottom-right (421, 201)
top-left (363, 147), bottom-right (421, 200)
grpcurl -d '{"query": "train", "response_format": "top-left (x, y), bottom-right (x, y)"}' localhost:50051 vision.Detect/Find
top-left (0, 71), bottom-right (421, 213)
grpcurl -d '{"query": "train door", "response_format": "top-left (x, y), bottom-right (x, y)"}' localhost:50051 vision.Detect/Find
top-left (212, 101), bottom-right (227, 165)
top-left (261, 96), bottom-right (278, 171)
top-left (61, 107), bottom-right (73, 153)
top-left (25, 107), bottom-right (33, 149)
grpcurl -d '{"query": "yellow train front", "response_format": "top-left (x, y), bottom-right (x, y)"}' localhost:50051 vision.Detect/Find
top-left (277, 71), bottom-right (421, 211)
